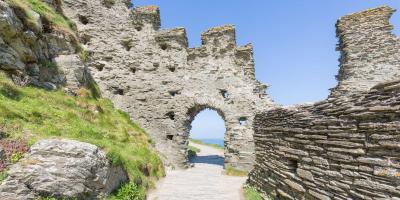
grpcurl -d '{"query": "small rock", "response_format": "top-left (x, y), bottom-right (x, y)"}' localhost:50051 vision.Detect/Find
top-left (42, 82), bottom-right (57, 90)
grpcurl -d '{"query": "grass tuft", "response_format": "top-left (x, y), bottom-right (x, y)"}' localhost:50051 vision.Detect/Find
top-left (244, 186), bottom-right (264, 200)
top-left (225, 166), bottom-right (248, 177)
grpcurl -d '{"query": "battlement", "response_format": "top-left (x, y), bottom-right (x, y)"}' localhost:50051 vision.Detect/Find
top-left (235, 44), bottom-right (256, 81)
top-left (131, 6), bottom-right (161, 30)
top-left (201, 25), bottom-right (236, 49)
top-left (155, 28), bottom-right (188, 49)
top-left (336, 6), bottom-right (395, 36)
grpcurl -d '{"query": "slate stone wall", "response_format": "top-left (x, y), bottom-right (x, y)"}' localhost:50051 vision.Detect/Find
top-left (248, 6), bottom-right (400, 200)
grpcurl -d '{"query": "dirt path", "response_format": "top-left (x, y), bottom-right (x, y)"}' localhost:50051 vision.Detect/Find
top-left (147, 142), bottom-right (247, 200)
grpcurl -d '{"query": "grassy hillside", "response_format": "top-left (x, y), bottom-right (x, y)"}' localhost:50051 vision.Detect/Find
top-left (0, 73), bottom-right (164, 199)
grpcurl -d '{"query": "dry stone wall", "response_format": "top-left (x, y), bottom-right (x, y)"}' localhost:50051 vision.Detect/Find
top-left (61, 0), bottom-right (274, 170)
top-left (248, 6), bottom-right (400, 200)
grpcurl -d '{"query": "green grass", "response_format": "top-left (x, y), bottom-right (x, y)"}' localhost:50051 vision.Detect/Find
top-left (0, 171), bottom-right (7, 183)
top-left (7, 0), bottom-right (76, 34)
top-left (10, 152), bottom-right (24, 164)
top-left (189, 138), bottom-right (224, 150)
top-left (0, 73), bottom-right (164, 198)
top-left (244, 186), bottom-right (264, 200)
top-left (108, 182), bottom-right (145, 200)
top-left (225, 166), bottom-right (248, 177)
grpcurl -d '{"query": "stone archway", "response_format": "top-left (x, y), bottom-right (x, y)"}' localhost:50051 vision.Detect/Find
top-left (178, 100), bottom-right (255, 171)
top-left (183, 105), bottom-right (227, 160)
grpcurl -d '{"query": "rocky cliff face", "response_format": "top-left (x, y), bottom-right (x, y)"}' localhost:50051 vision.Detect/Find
top-left (248, 7), bottom-right (400, 200)
top-left (0, 139), bottom-right (127, 200)
top-left (0, 0), bottom-right (88, 93)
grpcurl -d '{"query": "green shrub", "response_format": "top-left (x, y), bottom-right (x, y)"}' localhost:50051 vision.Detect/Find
top-left (0, 171), bottom-right (8, 183)
top-left (108, 182), bottom-right (145, 200)
top-left (244, 186), bottom-right (264, 200)
top-left (10, 152), bottom-right (24, 163)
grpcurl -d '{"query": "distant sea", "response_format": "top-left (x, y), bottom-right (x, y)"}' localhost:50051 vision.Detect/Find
top-left (197, 138), bottom-right (224, 147)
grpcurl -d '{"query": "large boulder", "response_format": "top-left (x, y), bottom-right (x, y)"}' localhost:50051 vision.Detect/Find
top-left (0, 139), bottom-right (128, 200)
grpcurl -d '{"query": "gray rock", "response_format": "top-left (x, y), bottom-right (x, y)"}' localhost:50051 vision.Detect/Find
top-left (0, 139), bottom-right (128, 200)
top-left (42, 82), bottom-right (57, 90)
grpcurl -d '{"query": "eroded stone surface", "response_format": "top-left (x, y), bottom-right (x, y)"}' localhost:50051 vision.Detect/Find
top-left (0, 139), bottom-right (127, 200)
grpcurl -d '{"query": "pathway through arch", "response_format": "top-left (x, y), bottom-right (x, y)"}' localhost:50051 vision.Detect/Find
top-left (147, 142), bottom-right (247, 200)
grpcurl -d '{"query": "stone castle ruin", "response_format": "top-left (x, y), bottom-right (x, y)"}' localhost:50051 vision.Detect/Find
top-left (1, 0), bottom-right (400, 199)
top-left (248, 6), bottom-right (400, 199)
top-left (61, 0), bottom-right (274, 170)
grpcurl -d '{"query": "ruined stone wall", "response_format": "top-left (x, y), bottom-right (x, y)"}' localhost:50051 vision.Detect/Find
top-left (331, 6), bottom-right (400, 96)
top-left (248, 6), bottom-right (400, 200)
top-left (61, 0), bottom-right (273, 170)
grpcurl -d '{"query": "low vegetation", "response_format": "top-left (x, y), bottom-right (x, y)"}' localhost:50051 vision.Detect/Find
top-left (187, 145), bottom-right (200, 158)
top-left (244, 186), bottom-right (264, 200)
top-left (0, 72), bottom-right (164, 198)
top-left (189, 138), bottom-right (224, 150)
top-left (6, 0), bottom-right (76, 35)
top-left (225, 166), bottom-right (248, 177)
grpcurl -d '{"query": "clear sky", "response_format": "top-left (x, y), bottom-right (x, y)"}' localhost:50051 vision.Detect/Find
top-left (133, 0), bottom-right (400, 139)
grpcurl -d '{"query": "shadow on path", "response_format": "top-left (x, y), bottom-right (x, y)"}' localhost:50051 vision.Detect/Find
top-left (190, 155), bottom-right (224, 167)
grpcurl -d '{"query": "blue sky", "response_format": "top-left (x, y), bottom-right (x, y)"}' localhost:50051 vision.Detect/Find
top-left (133, 1), bottom-right (400, 139)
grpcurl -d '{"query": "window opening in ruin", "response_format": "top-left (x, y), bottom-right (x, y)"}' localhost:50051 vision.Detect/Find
top-left (220, 90), bottom-right (228, 98)
top-left (287, 159), bottom-right (298, 173)
top-left (78, 15), bottom-right (89, 25)
top-left (135, 26), bottom-right (142, 31)
top-left (189, 108), bottom-right (226, 165)
top-left (160, 43), bottom-right (168, 50)
top-left (114, 88), bottom-right (124, 95)
top-left (169, 90), bottom-right (180, 97)
top-left (167, 135), bottom-right (174, 140)
top-left (95, 63), bottom-right (105, 71)
top-left (130, 67), bottom-right (136, 74)
top-left (166, 111), bottom-right (175, 120)
top-left (239, 117), bottom-right (247, 126)
top-left (168, 66), bottom-right (176, 72)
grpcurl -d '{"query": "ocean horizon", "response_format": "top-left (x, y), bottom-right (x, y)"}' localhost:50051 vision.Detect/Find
top-left (193, 138), bottom-right (224, 147)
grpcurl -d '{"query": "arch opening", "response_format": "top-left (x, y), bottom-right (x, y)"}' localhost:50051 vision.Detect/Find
top-left (186, 106), bottom-right (226, 167)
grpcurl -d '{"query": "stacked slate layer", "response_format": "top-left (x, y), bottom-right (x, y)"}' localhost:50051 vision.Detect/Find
top-left (248, 6), bottom-right (400, 200)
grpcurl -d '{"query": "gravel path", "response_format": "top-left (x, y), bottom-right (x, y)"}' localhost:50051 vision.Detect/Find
top-left (147, 142), bottom-right (247, 200)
